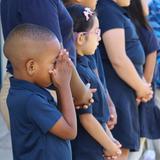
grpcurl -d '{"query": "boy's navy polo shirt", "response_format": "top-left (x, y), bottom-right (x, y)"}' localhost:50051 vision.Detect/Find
top-left (1, 0), bottom-right (76, 74)
top-left (7, 77), bottom-right (72, 160)
top-left (97, 0), bottom-right (145, 76)
top-left (137, 27), bottom-right (160, 139)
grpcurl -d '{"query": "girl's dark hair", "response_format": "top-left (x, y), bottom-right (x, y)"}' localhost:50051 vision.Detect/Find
top-left (127, 0), bottom-right (151, 30)
top-left (67, 4), bottom-right (96, 32)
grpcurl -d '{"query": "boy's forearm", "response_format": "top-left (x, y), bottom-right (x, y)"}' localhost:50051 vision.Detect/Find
top-left (79, 114), bottom-right (114, 149)
top-left (70, 64), bottom-right (91, 105)
top-left (57, 85), bottom-right (77, 134)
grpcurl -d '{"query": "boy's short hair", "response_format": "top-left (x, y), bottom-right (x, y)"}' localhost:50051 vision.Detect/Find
top-left (4, 23), bottom-right (57, 65)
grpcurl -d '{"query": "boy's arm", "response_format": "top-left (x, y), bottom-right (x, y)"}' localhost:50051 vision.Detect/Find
top-left (49, 51), bottom-right (77, 140)
top-left (79, 113), bottom-right (121, 157)
top-left (49, 84), bottom-right (77, 139)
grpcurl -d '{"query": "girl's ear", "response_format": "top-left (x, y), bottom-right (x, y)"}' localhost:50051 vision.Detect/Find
top-left (76, 32), bottom-right (86, 45)
top-left (26, 59), bottom-right (38, 76)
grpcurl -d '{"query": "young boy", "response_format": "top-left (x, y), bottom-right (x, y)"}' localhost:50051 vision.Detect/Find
top-left (4, 23), bottom-right (77, 160)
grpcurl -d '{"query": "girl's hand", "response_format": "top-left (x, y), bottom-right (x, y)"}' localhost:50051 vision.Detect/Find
top-left (103, 142), bottom-right (121, 159)
top-left (136, 80), bottom-right (153, 103)
top-left (49, 49), bottom-right (73, 89)
top-left (107, 104), bottom-right (117, 130)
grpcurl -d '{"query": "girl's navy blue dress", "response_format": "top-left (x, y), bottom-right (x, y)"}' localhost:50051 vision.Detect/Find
top-left (97, 0), bottom-right (146, 150)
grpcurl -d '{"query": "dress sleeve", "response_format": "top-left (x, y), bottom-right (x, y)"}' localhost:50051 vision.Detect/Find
top-left (97, 6), bottom-right (124, 34)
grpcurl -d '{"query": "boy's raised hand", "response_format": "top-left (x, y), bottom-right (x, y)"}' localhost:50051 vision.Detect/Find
top-left (49, 49), bottom-right (73, 89)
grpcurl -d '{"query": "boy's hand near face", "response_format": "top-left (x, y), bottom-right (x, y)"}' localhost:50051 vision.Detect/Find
top-left (49, 49), bottom-right (73, 89)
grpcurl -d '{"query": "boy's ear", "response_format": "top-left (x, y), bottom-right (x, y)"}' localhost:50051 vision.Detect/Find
top-left (76, 33), bottom-right (86, 45)
top-left (26, 59), bottom-right (38, 76)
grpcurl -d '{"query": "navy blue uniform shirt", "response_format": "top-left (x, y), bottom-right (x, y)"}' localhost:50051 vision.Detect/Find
top-left (1, 0), bottom-right (76, 73)
top-left (71, 56), bottom-right (109, 160)
top-left (7, 77), bottom-right (72, 160)
top-left (97, 0), bottom-right (146, 150)
top-left (76, 56), bottom-right (109, 123)
top-left (97, 0), bottom-right (145, 76)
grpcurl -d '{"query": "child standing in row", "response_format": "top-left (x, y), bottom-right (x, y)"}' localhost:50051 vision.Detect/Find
top-left (128, 0), bottom-right (160, 140)
top-left (67, 5), bottom-right (121, 160)
top-left (4, 24), bottom-right (77, 160)
top-left (97, 0), bottom-right (154, 159)
top-left (127, 0), bottom-right (160, 159)
top-left (63, 0), bottom-right (118, 131)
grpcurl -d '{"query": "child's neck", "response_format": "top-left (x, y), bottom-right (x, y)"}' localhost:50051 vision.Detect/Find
top-left (76, 47), bottom-right (85, 56)
top-left (13, 71), bottom-right (34, 84)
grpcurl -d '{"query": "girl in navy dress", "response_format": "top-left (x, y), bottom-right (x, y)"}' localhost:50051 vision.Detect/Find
top-left (67, 4), bottom-right (122, 160)
top-left (97, 0), bottom-right (153, 159)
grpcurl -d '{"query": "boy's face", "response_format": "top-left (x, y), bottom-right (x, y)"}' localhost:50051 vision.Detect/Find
top-left (28, 38), bottom-right (61, 88)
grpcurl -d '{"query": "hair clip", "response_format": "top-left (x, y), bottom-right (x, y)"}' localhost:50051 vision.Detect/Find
top-left (83, 8), bottom-right (94, 21)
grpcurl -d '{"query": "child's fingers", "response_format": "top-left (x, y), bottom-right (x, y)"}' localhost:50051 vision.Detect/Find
top-left (89, 98), bottom-right (94, 104)
top-left (82, 105), bottom-right (88, 109)
top-left (90, 88), bottom-right (97, 93)
top-left (117, 149), bottom-right (122, 155)
top-left (86, 83), bottom-right (91, 89)
top-left (75, 106), bottom-right (80, 110)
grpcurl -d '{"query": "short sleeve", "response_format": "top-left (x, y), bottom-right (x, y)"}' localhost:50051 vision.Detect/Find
top-left (97, 6), bottom-right (124, 34)
top-left (139, 28), bottom-right (159, 56)
top-left (20, 0), bottom-right (62, 43)
top-left (146, 31), bottom-right (159, 54)
top-left (26, 95), bottom-right (62, 134)
top-left (76, 105), bottom-right (92, 115)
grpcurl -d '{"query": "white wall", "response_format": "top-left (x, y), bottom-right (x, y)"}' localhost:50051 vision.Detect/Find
top-left (0, 20), bottom-right (7, 88)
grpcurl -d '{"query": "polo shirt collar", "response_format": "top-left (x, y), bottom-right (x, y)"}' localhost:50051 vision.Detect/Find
top-left (77, 55), bottom-right (90, 67)
top-left (10, 77), bottom-right (53, 100)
